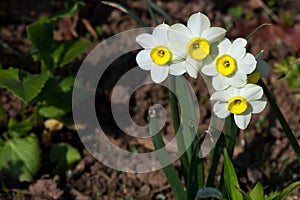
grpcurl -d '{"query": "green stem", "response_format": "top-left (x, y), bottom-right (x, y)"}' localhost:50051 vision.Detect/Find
top-left (219, 116), bottom-right (238, 191)
top-left (149, 112), bottom-right (186, 200)
top-left (258, 79), bottom-right (300, 162)
top-left (187, 127), bottom-right (204, 200)
top-left (206, 133), bottom-right (225, 187)
top-left (225, 115), bottom-right (239, 158)
top-left (169, 75), bottom-right (189, 182)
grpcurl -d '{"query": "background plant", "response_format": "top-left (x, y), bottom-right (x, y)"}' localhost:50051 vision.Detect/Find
top-left (0, 2), bottom-right (90, 182)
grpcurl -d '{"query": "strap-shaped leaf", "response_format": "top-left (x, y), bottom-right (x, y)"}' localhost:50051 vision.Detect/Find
top-left (223, 148), bottom-right (243, 200)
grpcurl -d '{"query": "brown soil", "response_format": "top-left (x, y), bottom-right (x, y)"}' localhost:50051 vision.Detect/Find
top-left (0, 0), bottom-right (300, 199)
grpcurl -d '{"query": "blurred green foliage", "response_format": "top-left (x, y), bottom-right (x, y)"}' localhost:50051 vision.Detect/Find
top-left (0, 2), bottom-right (89, 182)
top-left (274, 56), bottom-right (300, 100)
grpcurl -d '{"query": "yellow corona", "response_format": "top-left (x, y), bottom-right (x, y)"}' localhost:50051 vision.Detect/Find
top-left (216, 54), bottom-right (237, 76)
top-left (227, 96), bottom-right (248, 114)
top-left (186, 38), bottom-right (210, 60)
top-left (150, 46), bottom-right (172, 65)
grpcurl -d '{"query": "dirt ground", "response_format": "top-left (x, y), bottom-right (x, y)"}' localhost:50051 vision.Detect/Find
top-left (0, 0), bottom-right (300, 199)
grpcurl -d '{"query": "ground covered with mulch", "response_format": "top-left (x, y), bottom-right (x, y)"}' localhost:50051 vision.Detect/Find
top-left (0, 0), bottom-right (300, 199)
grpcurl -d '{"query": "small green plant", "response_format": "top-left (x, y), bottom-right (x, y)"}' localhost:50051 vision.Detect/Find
top-left (0, 2), bottom-right (88, 182)
top-left (223, 149), bottom-right (300, 200)
top-left (274, 56), bottom-right (300, 100)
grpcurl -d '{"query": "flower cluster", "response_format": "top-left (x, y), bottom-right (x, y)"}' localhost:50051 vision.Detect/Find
top-left (136, 12), bottom-right (268, 130)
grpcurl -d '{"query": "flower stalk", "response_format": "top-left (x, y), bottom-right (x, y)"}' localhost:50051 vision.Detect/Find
top-left (258, 79), bottom-right (300, 162)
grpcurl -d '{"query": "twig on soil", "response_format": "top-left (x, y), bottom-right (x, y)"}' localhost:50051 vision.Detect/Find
top-left (81, 18), bottom-right (98, 40)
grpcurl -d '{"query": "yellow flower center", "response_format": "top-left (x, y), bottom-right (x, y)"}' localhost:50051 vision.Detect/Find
top-left (227, 96), bottom-right (248, 114)
top-left (150, 46), bottom-right (172, 65)
top-left (248, 71), bottom-right (262, 84)
top-left (216, 54), bottom-right (237, 76)
top-left (186, 38), bottom-right (210, 60)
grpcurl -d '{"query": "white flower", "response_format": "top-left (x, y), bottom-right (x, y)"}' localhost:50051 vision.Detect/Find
top-left (168, 12), bottom-right (226, 78)
top-left (201, 38), bottom-right (257, 90)
top-left (210, 84), bottom-right (267, 130)
top-left (136, 23), bottom-right (186, 83)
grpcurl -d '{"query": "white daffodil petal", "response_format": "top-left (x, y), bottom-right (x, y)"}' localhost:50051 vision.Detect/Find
top-left (256, 59), bottom-right (270, 77)
top-left (210, 90), bottom-right (231, 102)
top-left (169, 61), bottom-right (187, 75)
top-left (150, 66), bottom-right (169, 83)
top-left (228, 86), bottom-right (240, 97)
top-left (228, 38), bottom-right (247, 60)
top-left (187, 12), bottom-right (211, 37)
top-left (227, 71), bottom-right (247, 88)
top-left (214, 101), bottom-right (230, 119)
top-left (136, 50), bottom-right (153, 70)
top-left (212, 75), bottom-right (228, 90)
top-left (153, 23), bottom-right (169, 45)
top-left (186, 64), bottom-right (199, 78)
top-left (169, 44), bottom-right (186, 60)
top-left (136, 33), bottom-right (157, 49)
top-left (217, 38), bottom-right (231, 55)
top-left (201, 64), bottom-right (217, 76)
top-left (249, 98), bottom-right (267, 114)
top-left (234, 113), bottom-right (251, 130)
top-left (168, 23), bottom-right (192, 46)
top-left (201, 56), bottom-right (217, 76)
top-left (240, 84), bottom-right (263, 101)
top-left (201, 27), bottom-right (226, 43)
top-left (186, 56), bottom-right (201, 78)
top-left (232, 38), bottom-right (247, 48)
top-left (238, 53), bottom-right (257, 74)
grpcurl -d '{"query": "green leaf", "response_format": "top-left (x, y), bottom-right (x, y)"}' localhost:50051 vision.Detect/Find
top-left (195, 187), bottom-right (222, 199)
top-left (0, 68), bottom-right (49, 102)
top-left (50, 143), bottom-right (81, 174)
top-left (26, 2), bottom-right (87, 70)
top-left (147, 0), bottom-right (173, 23)
top-left (26, 22), bottom-right (54, 56)
top-left (249, 182), bottom-right (264, 200)
top-left (38, 77), bottom-right (73, 117)
top-left (101, 1), bottom-right (147, 27)
top-left (149, 112), bottom-right (187, 200)
top-left (223, 148), bottom-right (243, 200)
top-left (51, 40), bottom-right (92, 68)
top-left (59, 76), bottom-right (74, 92)
top-left (206, 133), bottom-right (225, 187)
top-left (228, 5), bottom-right (243, 18)
top-left (175, 75), bottom-right (198, 161)
top-left (8, 118), bottom-right (33, 138)
top-left (246, 23), bottom-right (271, 40)
top-left (144, 0), bottom-right (158, 26)
top-left (274, 181), bottom-right (300, 200)
top-left (47, 2), bottom-right (85, 22)
top-left (168, 75), bottom-right (189, 183)
top-left (0, 134), bottom-right (40, 182)
top-left (258, 79), bottom-right (300, 162)
top-left (39, 106), bottom-right (66, 118)
top-left (225, 115), bottom-right (238, 158)
top-left (239, 189), bottom-right (253, 200)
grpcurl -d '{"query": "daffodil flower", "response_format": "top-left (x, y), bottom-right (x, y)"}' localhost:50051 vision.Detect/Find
top-left (168, 12), bottom-right (226, 78)
top-left (201, 38), bottom-right (257, 90)
top-left (136, 23), bottom-right (186, 83)
top-left (210, 84), bottom-right (267, 130)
